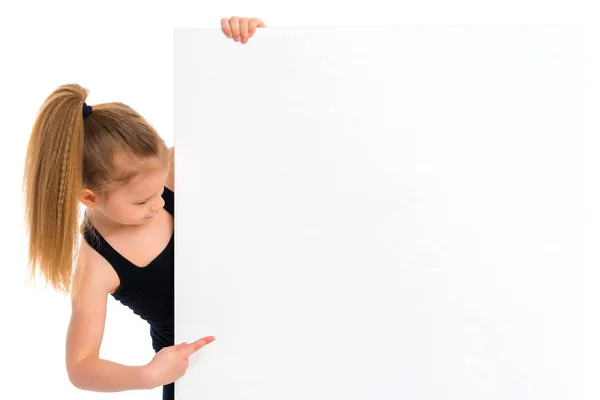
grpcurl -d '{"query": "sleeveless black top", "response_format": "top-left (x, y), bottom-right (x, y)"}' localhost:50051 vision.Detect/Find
top-left (82, 186), bottom-right (174, 353)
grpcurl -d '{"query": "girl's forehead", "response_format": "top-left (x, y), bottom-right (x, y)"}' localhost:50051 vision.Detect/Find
top-left (130, 167), bottom-right (166, 190)
top-left (107, 163), bottom-right (167, 201)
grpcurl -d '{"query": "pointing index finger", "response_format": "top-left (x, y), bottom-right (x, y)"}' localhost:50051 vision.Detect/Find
top-left (182, 336), bottom-right (216, 357)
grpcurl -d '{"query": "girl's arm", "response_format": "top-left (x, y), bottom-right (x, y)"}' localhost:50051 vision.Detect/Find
top-left (65, 241), bottom-right (154, 392)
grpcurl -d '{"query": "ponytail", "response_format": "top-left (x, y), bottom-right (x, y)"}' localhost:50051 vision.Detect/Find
top-left (23, 84), bottom-right (87, 293)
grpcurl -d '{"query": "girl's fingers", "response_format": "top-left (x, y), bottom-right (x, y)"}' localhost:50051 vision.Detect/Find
top-left (222, 16), bottom-right (266, 42)
top-left (229, 16), bottom-right (241, 42)
top-left (221, 18), bottom-right (232, 38)
top-left (240, 18), bottom-right (249, 43)
top-left (248, 18), bottom-right (265, 37)
top-left (181, 336), bottom-right (216, 358)
top-left (170, 341), bottom-right (188, 351)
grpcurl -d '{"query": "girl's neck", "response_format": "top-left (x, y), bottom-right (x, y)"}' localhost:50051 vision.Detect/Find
top-left (85, 208), bottom-right (138, 236)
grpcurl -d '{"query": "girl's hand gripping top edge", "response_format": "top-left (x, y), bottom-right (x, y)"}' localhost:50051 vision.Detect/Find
top-left (221, 16), bottom-right (267, 44)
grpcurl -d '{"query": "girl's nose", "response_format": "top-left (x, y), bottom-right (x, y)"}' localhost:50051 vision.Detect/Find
top-left (150, 197), bottom-right (165, 212)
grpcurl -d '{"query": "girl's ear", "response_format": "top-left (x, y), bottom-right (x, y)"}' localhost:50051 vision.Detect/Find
top-left (80, 188), bottom-right (100, 208)
top-left (165, 147), bottom-right (175, 191)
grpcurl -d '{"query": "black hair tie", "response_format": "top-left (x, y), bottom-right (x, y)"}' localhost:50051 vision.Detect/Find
top-left (82, 102), bottom-right (93, 118)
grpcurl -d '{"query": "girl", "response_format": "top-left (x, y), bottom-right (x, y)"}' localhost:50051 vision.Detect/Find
top-left (22, 16), bottom-right (266, 400)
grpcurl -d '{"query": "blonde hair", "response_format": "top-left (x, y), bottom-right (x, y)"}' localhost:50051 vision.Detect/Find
top-left (22, 83), bottom-right (168, 293)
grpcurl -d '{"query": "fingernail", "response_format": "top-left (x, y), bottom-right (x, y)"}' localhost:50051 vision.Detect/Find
top-left (242, 36), bottom-right (247, 42)
top-left (235, 36), bottom-right (240, 41)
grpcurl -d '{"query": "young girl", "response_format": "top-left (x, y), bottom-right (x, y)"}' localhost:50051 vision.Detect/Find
top-left (22, 16), bottom-right (266, 400)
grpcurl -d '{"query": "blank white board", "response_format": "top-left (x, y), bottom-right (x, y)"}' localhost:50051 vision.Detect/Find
top-left (174, 27), bottom-right (587, 399)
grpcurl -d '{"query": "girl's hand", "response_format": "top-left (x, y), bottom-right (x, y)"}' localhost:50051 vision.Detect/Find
top-left (143, 336), bottom-right (216, 388)
top-left (221, 16), bottom-right (266, 44)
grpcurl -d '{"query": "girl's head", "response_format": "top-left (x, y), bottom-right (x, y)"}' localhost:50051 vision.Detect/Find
top-left (22, 83), bottom-right (169, 293)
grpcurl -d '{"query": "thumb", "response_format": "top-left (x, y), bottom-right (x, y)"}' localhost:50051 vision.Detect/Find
top-left (171, 341), bottom-right (188, 351)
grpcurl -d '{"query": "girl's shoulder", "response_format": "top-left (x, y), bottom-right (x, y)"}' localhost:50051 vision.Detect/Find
top-left (72, 238), bottom-right (121, 297)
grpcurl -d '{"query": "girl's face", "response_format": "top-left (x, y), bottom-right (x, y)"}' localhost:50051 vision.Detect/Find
top-left (90, 157), bottom-right (170, 226)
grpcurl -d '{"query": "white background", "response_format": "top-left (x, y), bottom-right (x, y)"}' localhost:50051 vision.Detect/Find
top-left (175, 26), bottom-right (587, 399)
top-left (0, 1), bottom-right (599, 399)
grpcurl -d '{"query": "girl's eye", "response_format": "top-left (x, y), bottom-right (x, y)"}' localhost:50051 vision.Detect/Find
top-left (136, 200), bottom-right (148, 205)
